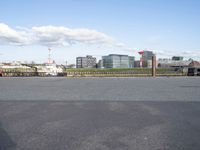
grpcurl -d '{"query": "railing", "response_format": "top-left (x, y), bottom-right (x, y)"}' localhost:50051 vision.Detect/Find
top-left (66, 69), bottom-right (184, 77)
top-left (0, 71), bottom-right (67, 77)
top-left (0, 68), bottom-right (184, 77)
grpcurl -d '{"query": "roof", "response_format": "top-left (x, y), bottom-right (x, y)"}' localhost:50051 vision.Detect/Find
top-left (109, 54), bottom-right (129, 57)
top-left (157, 60), bottom-right (191, 67)
top-left (189, 61), bottom-right (200, 67)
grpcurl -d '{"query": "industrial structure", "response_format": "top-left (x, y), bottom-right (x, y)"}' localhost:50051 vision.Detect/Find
top-left (138, 51), bottom-right (144, 68)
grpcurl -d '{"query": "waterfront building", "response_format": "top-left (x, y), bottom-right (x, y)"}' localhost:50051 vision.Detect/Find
top-left (157, 56), bottom-right (192, 71)
top-left (97, 60), bottom-right (103, 68)
top-left (129, 56), bottom-right (135, 68)
top-left (142, 51), bottom-right (154, 61)
top-left (76, 55), bottom-right (97, 68)
top-left (102, 54), bottom-right (135, 68)
top-left (142, 51), bottom-right (154, 68)
top-left (172, 56), bottom-right (184, 61)
top-left (134, 60), bottom-right (140, 68)
top-left (0, 61), bottom-right (31, 69)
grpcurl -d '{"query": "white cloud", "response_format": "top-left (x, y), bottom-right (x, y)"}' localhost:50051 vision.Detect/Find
top-left (1, 23), bottom-right (199, 60)
top-left (0, 23), bottom-right (126, 48)
top-left (154, 49), bottom-right (200, 60)
top-left (32, 25), bottom-right (117, 47)
top-left (180, 50), bottom-right (200, 59)
top-left (0, 23), bottom-right (30, 45)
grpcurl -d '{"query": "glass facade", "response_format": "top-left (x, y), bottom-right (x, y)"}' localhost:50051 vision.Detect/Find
top-left (102, 54), bottom-right (134, 68)
top-left (142, 51), bottom-right (154, 68)
top-left (172, 56), bottom-right (184, 61)
top-left (129, 56), bottom-right (135, 68)
top-left (142, 51), bottom-right (154, 61)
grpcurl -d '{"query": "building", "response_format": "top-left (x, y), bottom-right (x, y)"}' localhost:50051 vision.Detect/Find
top-left (142, 51), bottom-right (154, 68)
top-left (76, 57), bottom-right (87, 68)
top-left (172, 56), bottom-right (184, 61)
top-left (187, 61), bottom-right (200, 76)
top-left (0, 61), bottom-right (31, 69)
top-left (142, 51), bottom-right (154, 61)
top-left (97, 60), bottom-right (103, 68)
top-left (76, 55), bottom-right (97, 68)
top-left (102, 54), bottom-right (134, 68)
top-left (129, 56), bottom-right (135, 68)
top-left (157, 56), bottom-right (192, 71)
top-left (134, 60), bottom-right (140, 68)
top-left (188, 61), bottom-right (200, 67)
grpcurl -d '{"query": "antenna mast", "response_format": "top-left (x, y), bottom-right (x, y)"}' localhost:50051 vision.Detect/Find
top-left (48, 48), bottom-right (52, 64)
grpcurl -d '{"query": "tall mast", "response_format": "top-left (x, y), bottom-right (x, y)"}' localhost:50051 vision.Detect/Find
top-left (48, 48), bottom-right (52, 64)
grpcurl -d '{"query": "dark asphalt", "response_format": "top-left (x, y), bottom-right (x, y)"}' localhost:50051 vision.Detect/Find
top-left (0, 77), bottom-right (200, 150)
top-left (0, 77), bottom-right (200, 101)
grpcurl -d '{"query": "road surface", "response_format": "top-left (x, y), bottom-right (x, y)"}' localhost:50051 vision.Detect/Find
top-left (0, 77), bottom-right (200, 150)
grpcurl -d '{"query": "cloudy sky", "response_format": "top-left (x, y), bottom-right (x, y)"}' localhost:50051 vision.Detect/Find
top-left (0, 0), bottom-right (200, 64)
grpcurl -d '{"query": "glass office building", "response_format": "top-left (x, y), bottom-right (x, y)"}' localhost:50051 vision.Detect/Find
top-left (142, 51), bottom-right (154, 68)
top-left (129, 56), bottom-right (135, 68)
top-left (142, 51), bottom-right (154, 61)
top-left (172, 56), bottom-right (184, 61)
top-left (102, 54), bottom-right (134, 68)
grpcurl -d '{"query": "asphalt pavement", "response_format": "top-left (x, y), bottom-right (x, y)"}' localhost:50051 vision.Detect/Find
top-left (0, 77), bottom-right (200, 150)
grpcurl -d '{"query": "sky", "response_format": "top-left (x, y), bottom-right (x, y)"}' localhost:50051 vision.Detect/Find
top-left (0, 0), bottom-right (200, 64)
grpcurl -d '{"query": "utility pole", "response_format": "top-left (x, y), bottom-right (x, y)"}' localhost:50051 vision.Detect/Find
top-left (152, 54), bottom-right (156, 77)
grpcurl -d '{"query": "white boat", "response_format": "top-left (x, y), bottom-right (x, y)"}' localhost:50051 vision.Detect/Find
top-left (36, 63), bottom-right (63, 76)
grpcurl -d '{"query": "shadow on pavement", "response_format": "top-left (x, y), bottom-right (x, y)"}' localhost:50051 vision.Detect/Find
top-left (0, 122), bottom-right (16, 150)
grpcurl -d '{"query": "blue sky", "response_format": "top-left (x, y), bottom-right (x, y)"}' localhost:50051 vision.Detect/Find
top-left (0, 0), bottom-right (200, 64)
